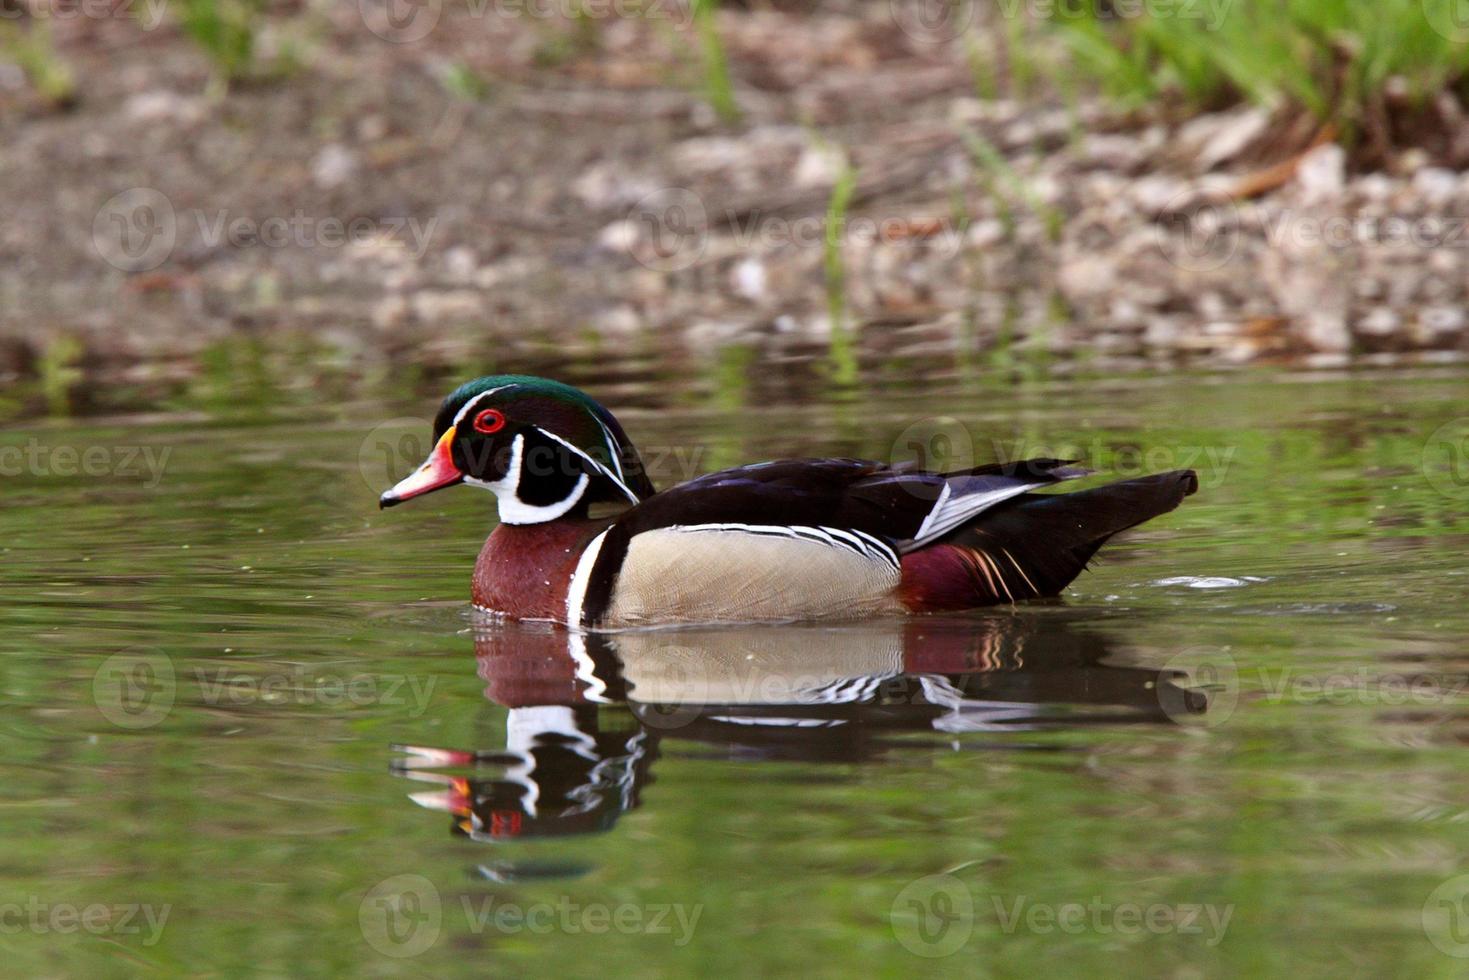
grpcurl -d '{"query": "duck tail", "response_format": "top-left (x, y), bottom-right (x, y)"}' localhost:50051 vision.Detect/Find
top-left (898, 470), bottom-right (1197, 609)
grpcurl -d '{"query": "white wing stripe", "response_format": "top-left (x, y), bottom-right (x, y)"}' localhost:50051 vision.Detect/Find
top-left (906, 483), bottom-right (1044, 549)
top-left (675, 523), bottom-right (901, 571)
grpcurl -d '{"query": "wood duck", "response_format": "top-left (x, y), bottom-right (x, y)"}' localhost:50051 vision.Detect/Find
top-left (380, 375), bottom-right (1198, 629)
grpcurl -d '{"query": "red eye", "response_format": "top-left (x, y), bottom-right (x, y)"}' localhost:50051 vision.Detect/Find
top-left (472, 408), bottom-right (506, 434)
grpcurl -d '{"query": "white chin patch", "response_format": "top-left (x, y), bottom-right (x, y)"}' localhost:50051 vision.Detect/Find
top-left (469, 433), bottom-right (591, 525)
top-left (499, 476), bottom-right (590, 524)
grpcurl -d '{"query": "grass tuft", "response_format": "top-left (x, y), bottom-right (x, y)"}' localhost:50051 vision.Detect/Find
top-left (823, 164), bottom-right (859, 389)
top-left (1051, 0), bottom-right (1469, 157)
top-left (0, 20), bottom-right (76, 110)
top-left (691, 0), bottom-right (740, 122)
top-left (177, 0), bottom-right (265, 93)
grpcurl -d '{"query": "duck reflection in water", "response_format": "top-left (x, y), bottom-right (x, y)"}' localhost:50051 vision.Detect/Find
top-left (392, 612), bottom-right (1212, 845)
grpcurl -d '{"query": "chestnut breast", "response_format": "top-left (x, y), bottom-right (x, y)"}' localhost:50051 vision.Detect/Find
top-left (472, 520), bottom-right (608, 622)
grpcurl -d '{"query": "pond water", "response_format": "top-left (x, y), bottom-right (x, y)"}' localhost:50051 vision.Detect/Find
top-left (4, 368), bottom-right (1469, 976)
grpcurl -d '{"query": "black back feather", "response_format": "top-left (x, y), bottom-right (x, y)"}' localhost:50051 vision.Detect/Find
top-left (942, 469), bottom-right (1199, 599)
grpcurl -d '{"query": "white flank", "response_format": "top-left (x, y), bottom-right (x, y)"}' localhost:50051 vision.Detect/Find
top-left (564, 527), bottom-right (611, 628)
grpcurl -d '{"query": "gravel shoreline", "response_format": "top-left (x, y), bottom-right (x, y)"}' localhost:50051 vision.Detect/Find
top-left (4, 3), bottom-right (1467, 410)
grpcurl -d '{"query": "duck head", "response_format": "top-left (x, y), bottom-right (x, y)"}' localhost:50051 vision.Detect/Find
top-left (379, 375), bottom-right (656, 523)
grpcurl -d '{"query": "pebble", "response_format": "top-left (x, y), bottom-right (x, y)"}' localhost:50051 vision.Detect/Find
top-left (125, 90), bottom-right (204, 125)
top-left (1357, 307), bottom-right (1401, 336)
top-left (1295, 144), bottom-right (1346, 205)
top-left (1413, 168), bottom-right (1459, 206)
top-left (312, 144), bottom-right (359, 190)
top-left (1421, 306), bottom-right (1466, 335)
top-left (1190, 106), bottom-right (1271, 170)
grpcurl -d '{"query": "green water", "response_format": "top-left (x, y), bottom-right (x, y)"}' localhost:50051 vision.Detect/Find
top-left (4, 368), bottom-right (1469, 977)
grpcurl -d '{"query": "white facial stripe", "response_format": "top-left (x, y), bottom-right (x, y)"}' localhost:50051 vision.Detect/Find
top-left (565, 527), bottom-right (611, 629)
top-left (490, 474), bottom-right (589, 523)
top-left (451, 385), bottom-right (514, 428)
top-left (592, 415), bottom-right (627, 482)
top-left (469, 432), bottom-right (591, 524)
top-left (534, 427), bottom-right (641, 504)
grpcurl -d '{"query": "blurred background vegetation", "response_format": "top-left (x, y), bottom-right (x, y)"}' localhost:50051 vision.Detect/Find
top-left (2, 0), bottom-right (1468, 419)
